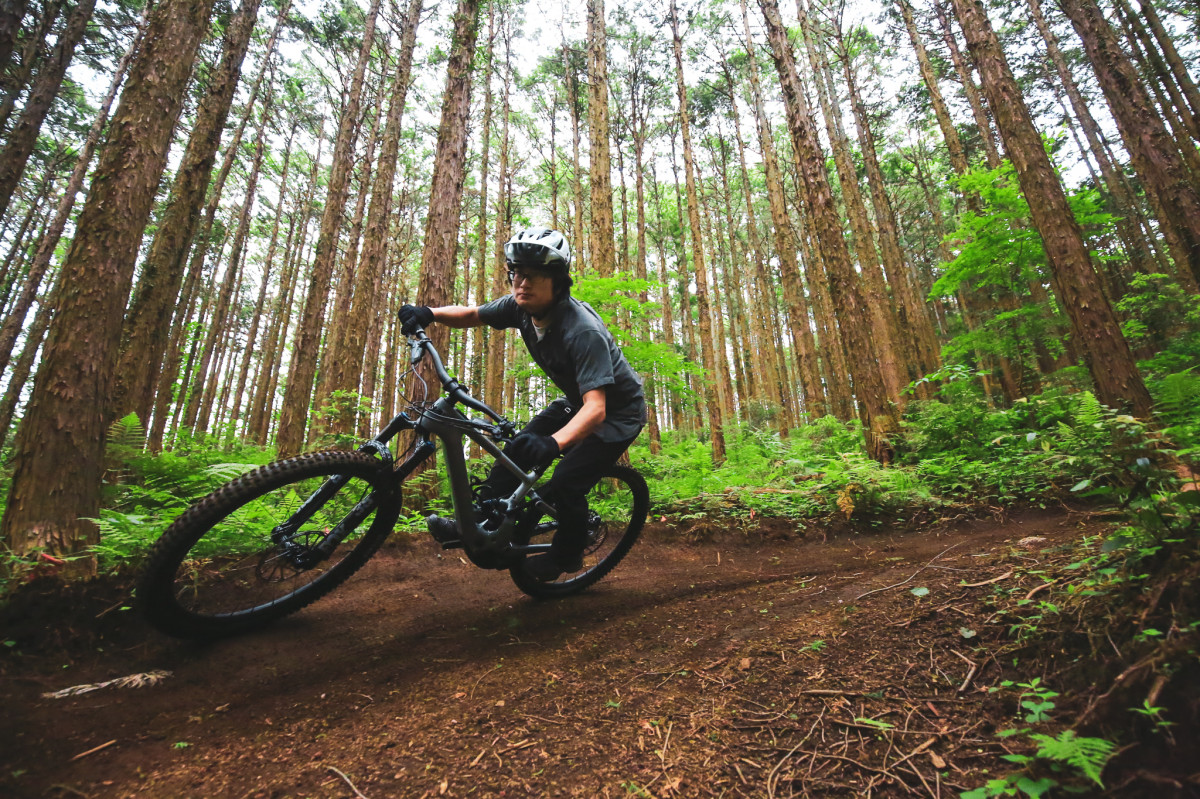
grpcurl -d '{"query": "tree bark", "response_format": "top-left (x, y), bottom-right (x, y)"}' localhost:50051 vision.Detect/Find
top-left (1138, 0), bottom-right (1200, 132)
top-left (670, 0), bottom-right (725, 464)
top-left (759, 0), bottom-right (898, 461)
top-left (0, 0), bottom-right (95, 221)
top-left (112, 0), bottom-right (271, 429)
top-left (933, 0), bottom-right (1002, 169)
top-left (485, 15), bottom-right (513, 412)
top-left (275, 0), bottom-right (382, 456)
top-left (739, 0), bottom-right (824, 419)
top-left (471, 2), bottom-right (495, 413)
top-left (413, 0), bottom-right (481, 402)
top-left (896, 0), bottom-right (970, 176)
top-left (0, 0), bottom-right (28, 72)
top-left (563, 41), bottom-right (586, 272)
top-left (840, 36), bottom-right (942, 382)
top-left (587, 0), bottom-right (616, 277)
top-left (0, 270), bottom-right (56, 452)
top-left (1057, 0), bottom-right (1200, 290)
top-left (0, 7), bottom-right (143, 385)
top-left (953, 0), bottom-right (1154, 416)
top-left (1028, 0), bottom-right (1158, 281)
top-left (327, 0), bottom-right (423, 433)
top-left (800, 4), bottom-right (907, 405)
top-left (1, 0), bottom-right (217, 568)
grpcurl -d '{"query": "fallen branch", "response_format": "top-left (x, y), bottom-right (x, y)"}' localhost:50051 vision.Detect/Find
top-left (327, 766), bottom-right (369, 799)
top-left (70, 740), bottom-right (116, 762)
top-left (1023, 579), bottom-right (1060, 601)
top-left (961, 570), bottom-right (1013, 588)
top-left (856, 544), bottom-right (965, 601)
top-left (44, 670), bottom-right (172, 699)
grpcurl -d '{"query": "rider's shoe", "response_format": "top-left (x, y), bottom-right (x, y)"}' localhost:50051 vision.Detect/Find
top-left (524, 551), bottom-right (584, 582)
top-left (425, 515), bottom-right (461, 547)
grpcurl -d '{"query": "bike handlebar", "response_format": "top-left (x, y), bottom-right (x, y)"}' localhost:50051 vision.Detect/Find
top-left (407, 326), bottom-right (506, 425)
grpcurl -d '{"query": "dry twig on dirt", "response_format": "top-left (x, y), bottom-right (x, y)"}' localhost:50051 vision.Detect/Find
top-left (855, 544), bottom-right (965, 601)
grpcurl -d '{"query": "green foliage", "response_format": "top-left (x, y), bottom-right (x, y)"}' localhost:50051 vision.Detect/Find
top-left (934, 159), bottom-right (1116, 299)
top-left (572, 273), bottom-right (702, 400)
top-left (1117, 273), bottom-right (1200, 355)
top-left (1028, 731), bottom-right (1114, 786)
top-left (930, 157), bottom-right (1114, 378)
top-left (84, 417), bottom-right (276, 567)
top-left (961, 730), bottom-right (1115, 797)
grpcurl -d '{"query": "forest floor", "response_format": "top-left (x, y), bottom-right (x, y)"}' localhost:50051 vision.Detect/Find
top-left (0, 508), bottom-right (1194, 798)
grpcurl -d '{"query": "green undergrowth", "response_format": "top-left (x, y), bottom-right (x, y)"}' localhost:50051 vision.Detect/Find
top-left (629, 373), bottom-right (1197, 537)
top-left (951, 435), bottom-right (1199, 796)
top-left (1, 353), bottom-right (1197, 586)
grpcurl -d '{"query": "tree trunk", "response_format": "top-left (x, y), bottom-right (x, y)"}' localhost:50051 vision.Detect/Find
top-left (841, 38), bottom-right (942, 383)
top-left (740, 0), bottom-right (824, 419)
top-left (184, 91), bottom-right (271, 435)
top-left (0, 0), bottom-right (28, 72)
top-left (648, 166), bottom-right (682, 432)
top-left (0, 271), bottom-right (56, 452)
top-left (328, 0), bottom-right (424, 434)
top-left (670, 0), bottom-right (725, 464)
top-left (0, 0), bottom-right (217, 569)
top-left (1138, 0), bottom-right (1200, 131)
top-left (0, 0), bottom-right (59, 133)
top-left (112, 0), bottom-right (271, 429)
top-left (314, 85), bottom-right (384, 434)
top-left (0, 7), bottom-right (143, 385)
top-left (896, 0), bottom-right (970, 176)
top-left (0, 0), bottom-right (96, 221)
top-left (471, 2), bottom-right (495, 415)
top-left (759, 0), bottom-right (898, 461)
top-left (1113, 0), bottom-right (1200, 145)
top-left (485, 16), bottom-right (513, 411)
top-left (953, 0), bottom-right (1154, 416)
top-left (800, 5), bottom-right (907, 405)
top-left (934, 0), bottom-right (1002, 169)
top-left (1057, 0), bottom-right (1200, 290)
top-left (275, 0), bottom-right (382, 456)
top-left (412, 0), bottom-right (481, 411)
top-left (1028, 0), bottom-right (1158, 281)
top-left (587, 0), bottom-right (616, 278)
top-left (563, 42), bottom-right (586, 273)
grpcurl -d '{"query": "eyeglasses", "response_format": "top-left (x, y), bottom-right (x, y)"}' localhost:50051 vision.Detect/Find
top-left (506, 268), bottom-right (551, 285)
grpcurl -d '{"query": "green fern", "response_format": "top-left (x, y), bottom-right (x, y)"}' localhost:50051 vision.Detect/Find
top-left (107, 412), bottom-right (146, 452)
top-left (1071, 391), bottom-right (1104, 429)
top-left (1028, 730), bottom-right (1114, 786)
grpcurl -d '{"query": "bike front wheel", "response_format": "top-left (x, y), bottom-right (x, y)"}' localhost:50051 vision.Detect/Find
top-left (510, 464), bottom-right (649, 598)
top-left (138, 451), bottom-right (400, 639)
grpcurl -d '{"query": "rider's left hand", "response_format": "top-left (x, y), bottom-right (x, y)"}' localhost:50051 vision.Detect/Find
top-left (505, 433), bottom-right (560, 470)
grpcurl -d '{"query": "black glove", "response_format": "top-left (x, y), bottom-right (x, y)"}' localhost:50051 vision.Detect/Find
top-left (398, 304), bottom-right (434, 335)
top-left (504, 432), bottom-right (560, 470)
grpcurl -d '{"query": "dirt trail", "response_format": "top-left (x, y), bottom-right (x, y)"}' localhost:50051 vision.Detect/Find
top-left (1, 510), bottom-right (1098, 798)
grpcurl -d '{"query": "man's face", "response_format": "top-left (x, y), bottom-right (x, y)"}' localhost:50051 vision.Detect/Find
top-left (508, 266), bottom-right (556, 317)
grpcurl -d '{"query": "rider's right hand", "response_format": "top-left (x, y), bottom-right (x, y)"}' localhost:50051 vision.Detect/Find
top-left (398, 304), bottom-right (434, 335)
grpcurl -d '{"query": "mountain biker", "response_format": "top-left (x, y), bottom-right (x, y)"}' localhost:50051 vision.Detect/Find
top-left (397, 226), bottom-right (646, 581)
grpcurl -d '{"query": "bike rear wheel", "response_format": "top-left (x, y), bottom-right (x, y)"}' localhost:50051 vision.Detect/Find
top-left (510, 464), bottom-right (649, 598)
top-left (138, 451), bottom-right (399, 639)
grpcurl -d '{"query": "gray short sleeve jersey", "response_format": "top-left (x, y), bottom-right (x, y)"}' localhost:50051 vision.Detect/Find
top-left (476, 294), bottom-right (646, 443)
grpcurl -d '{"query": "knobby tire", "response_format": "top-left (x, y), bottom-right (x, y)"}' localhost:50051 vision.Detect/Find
top-left (138, 451), bottom-right (399, 639)
top-left (509, 464), bottom-right (649, 598)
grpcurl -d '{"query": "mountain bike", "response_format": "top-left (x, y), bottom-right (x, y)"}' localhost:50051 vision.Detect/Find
top-left (137, 326), bottom-right (649, 639)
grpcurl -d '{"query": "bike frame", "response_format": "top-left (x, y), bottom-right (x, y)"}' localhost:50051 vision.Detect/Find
top-left (281, 328), bottom-right (555, 570)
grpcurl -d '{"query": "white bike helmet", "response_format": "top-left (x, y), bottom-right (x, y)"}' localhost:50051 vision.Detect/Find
top-left (504, 226), bottom-right (572, 273)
